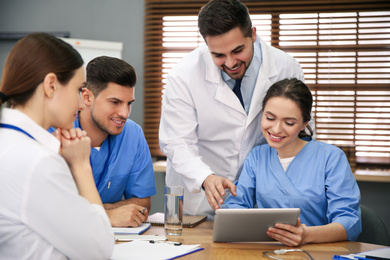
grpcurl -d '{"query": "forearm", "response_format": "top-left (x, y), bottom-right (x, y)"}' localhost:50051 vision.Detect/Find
top-left (304, 222), bottom-right (347, 244)
top-left (104, 197), bottom-right (151, 210)
top-left (70, 163), bottom-right (103, 206)
top-left (60, 128), bottom-right (102, 206)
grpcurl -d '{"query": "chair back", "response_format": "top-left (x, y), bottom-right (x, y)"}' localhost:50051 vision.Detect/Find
top-left (356, 205), bottom-right (390, 246)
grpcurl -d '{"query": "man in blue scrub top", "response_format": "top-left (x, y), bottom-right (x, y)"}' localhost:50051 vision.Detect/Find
top-left (77, 56), bottom-right (156, 227)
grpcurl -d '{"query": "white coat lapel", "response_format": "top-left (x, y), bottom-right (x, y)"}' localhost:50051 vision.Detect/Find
top-left (246, 40), bottom-right (278, 126)
top-left (215, 83), bottom-right (246, 113)
top-left (203, 49), bottom-right (246, 114)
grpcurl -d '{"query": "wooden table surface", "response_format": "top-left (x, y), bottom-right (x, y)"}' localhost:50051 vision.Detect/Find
top-left (141, 220), bottom-right (386, 259)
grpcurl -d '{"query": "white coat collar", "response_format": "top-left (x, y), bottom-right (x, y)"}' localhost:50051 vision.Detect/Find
top-left (0, 108), bottom-right (61, 153)
top-left (201, 35), bottom-right (278, 119)
top-left (246, 37), bottom-right (278, 125)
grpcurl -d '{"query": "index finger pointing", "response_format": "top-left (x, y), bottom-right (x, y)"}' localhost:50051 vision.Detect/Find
top-left (222, 179), bottom-right (237, 196)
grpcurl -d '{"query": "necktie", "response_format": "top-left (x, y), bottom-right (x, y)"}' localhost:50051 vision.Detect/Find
top-left (233, 79), bottom-right (245, 109)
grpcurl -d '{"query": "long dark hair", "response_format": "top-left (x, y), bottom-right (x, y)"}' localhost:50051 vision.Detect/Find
top-left (0, 32), bottom-right (83, 108)
top-left (262, 78), bottom-right (313, 138)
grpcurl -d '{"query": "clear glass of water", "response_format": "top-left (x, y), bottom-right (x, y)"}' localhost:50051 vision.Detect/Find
top-left (164, 185), bottom-right (184, 236)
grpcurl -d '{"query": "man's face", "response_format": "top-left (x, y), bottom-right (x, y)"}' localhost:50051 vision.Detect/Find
top-left (205, 27), bottom-right (256, 80)
top-left (89, 82), bottom-right (135, 136)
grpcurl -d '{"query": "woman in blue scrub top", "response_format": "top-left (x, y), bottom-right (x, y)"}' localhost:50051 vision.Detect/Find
top-left (224, 78), bottom-right (361, 246)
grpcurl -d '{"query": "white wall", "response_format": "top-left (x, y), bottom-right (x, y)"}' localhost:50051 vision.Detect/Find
top-left (0, 0), bottom-right (145, 126)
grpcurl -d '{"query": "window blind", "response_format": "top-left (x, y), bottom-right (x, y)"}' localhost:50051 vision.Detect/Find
top-left (144, 0), bottom-right (390, 164)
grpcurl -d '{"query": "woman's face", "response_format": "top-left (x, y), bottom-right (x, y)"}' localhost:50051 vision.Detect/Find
top-left (50, 67), bottom-right (86, 129)
top-left (261, 96), bottom-right (308, 158)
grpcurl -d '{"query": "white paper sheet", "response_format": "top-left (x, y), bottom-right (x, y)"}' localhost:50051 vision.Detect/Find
top-left (110, 240), bottom-right (202, 260)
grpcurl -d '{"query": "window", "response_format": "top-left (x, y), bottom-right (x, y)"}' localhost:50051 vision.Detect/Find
top-left (144, 0), bottom-right (390, 165)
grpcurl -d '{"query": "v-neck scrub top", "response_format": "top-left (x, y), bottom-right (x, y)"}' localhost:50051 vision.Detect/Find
top-left (74, 116), bottom-right (156, 203)
top-left (224, 139), bottom-right (362, 241)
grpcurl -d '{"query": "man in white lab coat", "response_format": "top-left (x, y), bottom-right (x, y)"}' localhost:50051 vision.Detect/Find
top-left (159, 0), bottom-right (305, 218)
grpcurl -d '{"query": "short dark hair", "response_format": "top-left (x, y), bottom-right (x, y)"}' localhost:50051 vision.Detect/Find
top-left (262, 78), bottom-right (313, 138)
top-left (198, 0), bottom-right (252, 40)
top-left (86, 56), bottom-right (137, 97)
top-left (0, 32), bottom-right (83, 107)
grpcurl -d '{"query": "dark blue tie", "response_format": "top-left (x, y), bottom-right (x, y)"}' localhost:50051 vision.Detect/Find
top-left (233, 79), bottom-right (244, 109)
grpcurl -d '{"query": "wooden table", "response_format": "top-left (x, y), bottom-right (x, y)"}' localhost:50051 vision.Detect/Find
top-left (141, 221), bottom-right (386, 259)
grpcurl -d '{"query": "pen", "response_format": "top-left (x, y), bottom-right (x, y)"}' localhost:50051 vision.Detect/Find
top-left (354, 257), bottom-right (375, 260)
top-left (333, 255), bottom-right (375, 260)
top-left (149, 240), bottom-right (182, 246)
top-left (333, 255), bottom-right (355, 260)
top-left (140, 207), bottom-right (147, 214)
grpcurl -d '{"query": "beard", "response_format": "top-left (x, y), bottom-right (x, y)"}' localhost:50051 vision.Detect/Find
top-left (221, 48), bottom-right (254, 80)
top-left (222, 62), bottom-right (247, 80)
top-left (91, 110), bottom-right (125, 136)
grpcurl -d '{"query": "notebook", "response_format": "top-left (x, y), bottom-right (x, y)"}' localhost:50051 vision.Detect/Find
top-left (147, 212), bottom-right (207, 228)
top-left (112, 222), bottom-right (151, 235)
top-left (213, 208), bottom-right (301, 242)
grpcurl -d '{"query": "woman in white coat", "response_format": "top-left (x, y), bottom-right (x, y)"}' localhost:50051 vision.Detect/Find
top-left (159, 0), bottom-right (305, 218)
top-left (0, 32), bottom-right (114, 259)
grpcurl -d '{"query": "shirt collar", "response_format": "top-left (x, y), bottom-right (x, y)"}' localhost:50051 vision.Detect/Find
top-left (0, 108), bottom-right (60, 153)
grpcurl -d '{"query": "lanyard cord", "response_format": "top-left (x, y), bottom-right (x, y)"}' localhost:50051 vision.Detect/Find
top-left (0, 123), bottom-right (36, 140)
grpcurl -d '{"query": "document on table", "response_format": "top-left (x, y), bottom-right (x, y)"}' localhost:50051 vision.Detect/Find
top-left (112, 222), bottom-right (151, 235)
top-left (110, 240), bottom-right (204, 260)
top-left (333, 247), bottom-right (390, 260)
top-left (356, 247), bottom-right (390, 259)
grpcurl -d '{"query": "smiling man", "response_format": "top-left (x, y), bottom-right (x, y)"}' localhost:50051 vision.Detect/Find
top-left (76, 56), bottom-right (156, 227)
top-left (159, 0), bottom-right (308, 219)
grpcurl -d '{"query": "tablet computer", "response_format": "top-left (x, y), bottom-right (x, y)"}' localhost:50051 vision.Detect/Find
top-left (213, 208), bottom-right (301, 242)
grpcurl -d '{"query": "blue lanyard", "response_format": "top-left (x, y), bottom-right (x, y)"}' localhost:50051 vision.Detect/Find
top-left (0, 123), bottom-right (36, 140)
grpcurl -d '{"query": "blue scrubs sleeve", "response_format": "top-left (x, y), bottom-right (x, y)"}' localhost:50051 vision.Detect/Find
top-left (124, 127), bottom-right (156, 199)
top-left (224, 148), bottom-right (258, 209)
top-left (325, 148), bottom-right (361, 240)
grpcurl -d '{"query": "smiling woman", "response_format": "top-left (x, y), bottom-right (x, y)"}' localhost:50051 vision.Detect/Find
top-left (261, 97), bottom-right (308, 159)
top-left (261, 78), bottom-right (313, 160)
top-left (224, 78), bottom-right (362, 247)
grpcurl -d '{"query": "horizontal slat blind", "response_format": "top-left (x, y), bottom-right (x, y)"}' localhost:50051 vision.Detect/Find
top-left (275, 11), bottom-right (390, 164)
top-left (144, 0), bottom-right (390, 164)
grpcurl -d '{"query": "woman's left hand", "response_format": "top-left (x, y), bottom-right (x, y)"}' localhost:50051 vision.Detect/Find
top-left (266, 218), bottom-right (307, 246)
